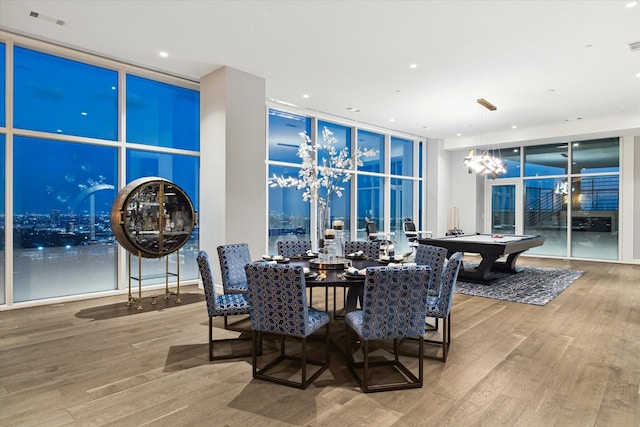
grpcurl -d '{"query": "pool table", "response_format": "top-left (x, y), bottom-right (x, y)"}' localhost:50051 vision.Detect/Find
top-left (418, 233), bottom-right (546, 283)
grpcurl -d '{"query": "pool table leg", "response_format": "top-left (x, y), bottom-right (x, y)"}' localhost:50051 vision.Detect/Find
top-left (491, 250), bottom-right (526, 274)
top-left (473, 253), bottom-right (501, 281)
top-left (455, 252), bottom-right (501, 282)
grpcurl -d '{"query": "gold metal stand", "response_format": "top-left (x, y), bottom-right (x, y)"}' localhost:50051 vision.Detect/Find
top-left (127, 249), bottom-right (181, 310)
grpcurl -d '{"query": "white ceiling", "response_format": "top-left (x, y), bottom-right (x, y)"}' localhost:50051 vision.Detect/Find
top-left (1, 0), bottom-right (639, 150)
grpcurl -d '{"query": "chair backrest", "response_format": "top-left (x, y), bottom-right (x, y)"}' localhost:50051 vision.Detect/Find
top-left (415, 245), bottom-right (448, 292)
top-left (244, 263), bottom-right (310, 338)
top-left (277, 240), bottom-right (312, 257)
top-left (403, 219), bottom-right (418, 242)
top-left (434, 252), bottom-right (463, 316)
top-left (345, 240), bottom-right (382, 259)
top-left (360, 265), bottom-right (431, 340)
top-left (365, 222), bottom-right (378, 241)
top-left (196, 250), bottom-right (220, 315)
top-left (217, 243), bottom-right (251, 292)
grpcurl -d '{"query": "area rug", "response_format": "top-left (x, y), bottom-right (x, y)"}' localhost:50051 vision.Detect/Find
top-left (454, 264), bottom-right (584, 306)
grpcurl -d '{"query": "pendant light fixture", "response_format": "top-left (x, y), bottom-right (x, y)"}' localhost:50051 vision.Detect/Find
top-left (463, 98), bottom-right (506, 179)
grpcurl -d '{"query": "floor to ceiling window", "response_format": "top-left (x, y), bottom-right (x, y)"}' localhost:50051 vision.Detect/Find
top-left (493, 137), bottom-right (619, 260)
top-left (267, 107), bottom-right (425, 254)
top-left (267, 110), bottom-right (312, 253)
top-left (390, 136), bottom-right (415, 254)
top-left (356, 129), bottom-right (385, 241)
top-left (569, 138), bottom-right (619, 260)
top-left (125, 75), bottom-right (200, 284)
top-left (0, 41), bottom-right (5, 304)
top-left (3, 34), bottom-right (200, 305)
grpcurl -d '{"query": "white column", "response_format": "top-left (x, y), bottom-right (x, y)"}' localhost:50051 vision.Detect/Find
top-left (200, 67), bottom-right (267, 285)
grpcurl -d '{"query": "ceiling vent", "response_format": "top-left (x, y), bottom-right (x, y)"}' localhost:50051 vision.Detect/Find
top-left (630, 41), bottom-right (640, 52)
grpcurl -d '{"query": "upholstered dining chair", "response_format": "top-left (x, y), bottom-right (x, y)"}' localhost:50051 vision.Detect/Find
top-left (415, 244), bottom-right (449, 331)
top-left (217, 243), bottom-right (252, 328)
top-left (344, 240), bottom-right (382, 259)
top-left (244, 263), bottom-right (331, 389)
top-left (336, 240), bottom-right (384, 316)
top-left (415, 244), bottom-right (449, 295)
top-left (197, 251), bottom-right (252, 361)
top-left (423, 251), bottom-right (463, 362)
top-left (345, 265), bottom-right (432, 393)
top-left (277, 240), bottom-right (312, 257)
top-left (277, 240), bottom-right (323, 310)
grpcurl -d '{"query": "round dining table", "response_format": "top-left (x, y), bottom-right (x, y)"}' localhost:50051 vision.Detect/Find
top-left (287, 256), bottom-right (385, 314)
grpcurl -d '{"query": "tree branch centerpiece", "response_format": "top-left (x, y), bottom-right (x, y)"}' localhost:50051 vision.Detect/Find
top-left (269, 126), bottom-right (376, 249)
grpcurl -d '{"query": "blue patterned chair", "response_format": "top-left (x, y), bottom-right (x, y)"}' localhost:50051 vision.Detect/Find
top-left (217, 243), bottom-right (252, 328)
top-left (415, 244), bottom-right (448, 294)
top-left (277, 240), bottom-right (312, 257)
top-left (415, 244), bottom-right (449, 331)
top-left (336, 240), bottom-right (384, 316)
top-left (197, 251), bottom-right (252, 361)
top-left (344, 240), bottom-right (382, 259)
top-left (345, 265), bottom-right (432, 392)
top-left (245, 263), bottom-right (331, 389)
top-left (277, 240), bottom-right (319, 311)
top-left (423, 252), bottom-right (463, 362)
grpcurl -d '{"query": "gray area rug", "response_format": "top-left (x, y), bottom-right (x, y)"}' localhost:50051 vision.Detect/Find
top-left (454, 264), bottom-right (584, 306)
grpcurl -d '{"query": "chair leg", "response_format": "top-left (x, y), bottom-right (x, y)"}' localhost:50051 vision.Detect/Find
top-left (442, 315), bottom-right (451, 362)
top-left (423, 314), bottom-right (450, 362)
top-left (210, 316), bottom-right (253, 361)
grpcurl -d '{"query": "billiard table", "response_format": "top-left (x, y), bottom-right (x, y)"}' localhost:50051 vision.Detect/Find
top-left (418, 233), bottom-right (546, 283)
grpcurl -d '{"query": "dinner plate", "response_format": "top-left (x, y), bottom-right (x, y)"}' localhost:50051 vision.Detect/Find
top-left (346, 254), bottom-right (367, 260)
top-left (343, 272), bottom-right (366, 280)
top-left (275, 258), bottom-right (290, 264)
top-left (299, 253), bottom-right (318, 259)
top-left (377, 257), bottom-right (403, 264)
top-left (304, 271), bottom-right (319, 280)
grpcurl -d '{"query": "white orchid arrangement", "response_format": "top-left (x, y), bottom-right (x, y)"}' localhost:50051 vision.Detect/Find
top-left (269, 126), bottom-right (377, 208)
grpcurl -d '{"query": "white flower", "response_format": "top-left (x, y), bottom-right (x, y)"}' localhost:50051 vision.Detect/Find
top-left (269, 127), bottom-right (377, 206)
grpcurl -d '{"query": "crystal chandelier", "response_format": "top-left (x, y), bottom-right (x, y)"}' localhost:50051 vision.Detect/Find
top-left (463, 98), bottom-right (506, 179)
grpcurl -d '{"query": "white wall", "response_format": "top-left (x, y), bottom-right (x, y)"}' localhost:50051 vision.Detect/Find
top-left (447, 150), bottom-right (482, 235)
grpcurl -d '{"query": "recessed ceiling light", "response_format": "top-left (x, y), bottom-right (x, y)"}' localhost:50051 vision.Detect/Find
top-left (57, 129), bottom-right (62, 133)
top-left (456, 133), bottom-right (462, 137)
top-left (409, 63), bottom-right (417, 69)
top-left (626, 1), bottom-right (637, 8)
top-left (302, 94), bottom-right (309, 99)
top-left (159, 51), bottom-right (169, 58)
top-left (80, 112), bottom-right (88, 116)
top-left (511, 125), bottom-right (518, 129)
top-left (389, 118), bottom-right (395, 122)
top-left (111, 86), bottom-right (116, 90)
top-left (513, 149), bottom-right (519, 153)
top-left (636, 72), bottom-right (640, 78)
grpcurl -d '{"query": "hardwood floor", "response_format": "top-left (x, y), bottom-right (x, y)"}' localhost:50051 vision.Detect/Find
top-left (1, 257), bottom-right (639, 426)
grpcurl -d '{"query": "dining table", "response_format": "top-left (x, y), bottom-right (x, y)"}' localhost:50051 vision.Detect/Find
top-left (287, 256), bottom-right (388, 314)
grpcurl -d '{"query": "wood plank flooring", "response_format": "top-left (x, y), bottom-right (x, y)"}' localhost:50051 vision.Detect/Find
top-left (1, 257), bottom-right (639, 426)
